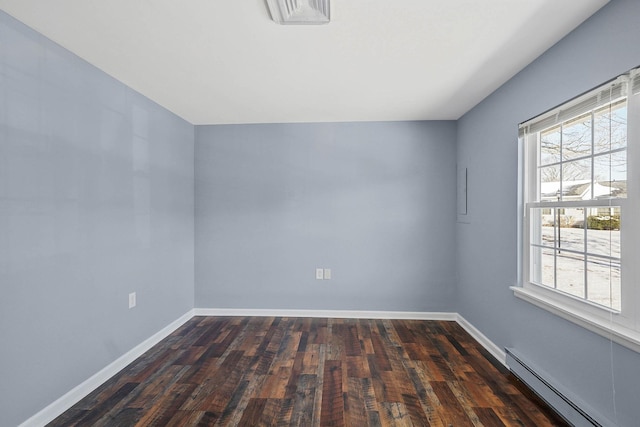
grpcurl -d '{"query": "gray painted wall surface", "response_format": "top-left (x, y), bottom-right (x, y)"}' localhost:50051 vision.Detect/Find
top-left (195, 122), bottom-right (457, 312)
top-left (456, 0), bottom-right (640, 425)
top-left (0, 11), bottom-right (194, 426)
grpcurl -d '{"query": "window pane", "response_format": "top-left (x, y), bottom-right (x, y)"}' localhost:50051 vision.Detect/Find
top-left (531, 246), bottom-right (555, 288)
top-left (594, 151), bottom-right (627, 199)
top-left (531, 208), bottom-right (556, 247)
top-left (594, 101), bottom-right (627, 154)
top-left (558, 208), bottom-right (584, 251)
top-left (556, 253), bottom-right (585, 299)
top-left (540, 165), bottom-right (561, 183)
top-left (586, 207), bottom-right (621, 258)
top-left (539, 166), bottom-right (560, 202)
top-left (562, 113), bottom-right (591, 161)
top-left (587, 258), bottom-right (621, 311)
top-left (540, 126), bottom-right (561, 165)
top-left (610, 102), bottom-right (627, 151)
top-left (562, 158), bottom-right (591, 198)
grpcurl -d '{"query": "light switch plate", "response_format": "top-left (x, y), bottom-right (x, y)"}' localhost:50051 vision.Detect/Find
top-left (315, 268), bottom-right (324, 280)
top-left (323, 268), bottom-right (331, 280)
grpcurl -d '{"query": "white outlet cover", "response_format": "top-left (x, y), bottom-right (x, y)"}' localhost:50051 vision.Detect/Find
top-left (129, 292), bottom-right (136, 308)
top-left (315, 268), bottom-right (324, 280)
top-left (324, 268), bottom-right (331, 280)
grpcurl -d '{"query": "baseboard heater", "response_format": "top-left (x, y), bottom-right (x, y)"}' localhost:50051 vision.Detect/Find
top-left (505, 348), bottom-right (605, 427)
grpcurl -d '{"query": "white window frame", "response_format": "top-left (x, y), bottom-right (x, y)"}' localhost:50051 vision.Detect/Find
top-left (514, 67), bottom-right (640, 353)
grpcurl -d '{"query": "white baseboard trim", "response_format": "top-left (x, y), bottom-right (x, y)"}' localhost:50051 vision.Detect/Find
top-left (193, 308), bottom-right (458, 321)
top-left (456, 314), bottom-right (507, 367)
top-left (19, 310), bottom-right (194, 427)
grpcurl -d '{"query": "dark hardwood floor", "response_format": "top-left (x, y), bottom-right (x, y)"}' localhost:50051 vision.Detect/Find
top-left (49, 316), bottom-right (568, 426)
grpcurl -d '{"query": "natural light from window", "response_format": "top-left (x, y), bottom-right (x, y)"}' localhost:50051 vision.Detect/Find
top-left (516, 66), bottom-right (640, 352)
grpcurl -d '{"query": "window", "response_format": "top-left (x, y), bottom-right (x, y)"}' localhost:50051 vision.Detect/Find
top-left (515, 66), bottom-right (640, 352)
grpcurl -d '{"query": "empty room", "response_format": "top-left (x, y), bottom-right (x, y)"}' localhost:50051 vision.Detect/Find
top-left (2, 0), bottom-right (640, 426)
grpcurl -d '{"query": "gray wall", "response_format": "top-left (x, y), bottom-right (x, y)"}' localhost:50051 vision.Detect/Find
top-left (195, 122), bottom-right (457, 311)
top-left (0, 11), bottom-right (194, 426)
top-left (456, 0), bottom-right (640, 425)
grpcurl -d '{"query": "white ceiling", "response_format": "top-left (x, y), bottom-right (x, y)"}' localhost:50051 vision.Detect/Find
top-left (0, 0), bottom-right (609, 125)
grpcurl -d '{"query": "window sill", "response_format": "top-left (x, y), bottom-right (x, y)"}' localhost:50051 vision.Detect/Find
top-left (511, 285), bottom-right (640, 354)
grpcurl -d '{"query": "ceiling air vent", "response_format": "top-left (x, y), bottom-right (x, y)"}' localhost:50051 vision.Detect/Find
top-left (266, 0), bottom-right (330, 25)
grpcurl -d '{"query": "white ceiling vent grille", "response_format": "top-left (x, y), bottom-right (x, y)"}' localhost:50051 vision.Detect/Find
top-left (266, 0), bottom-right (330, 25)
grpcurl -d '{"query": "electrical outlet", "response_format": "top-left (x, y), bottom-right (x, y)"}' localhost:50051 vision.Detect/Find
top-left (315, 268), bottom-right (324, 280)
top-left (129, 292), bottom-right (136, 309)
top-left (324, 268), bottom-right (331, 280)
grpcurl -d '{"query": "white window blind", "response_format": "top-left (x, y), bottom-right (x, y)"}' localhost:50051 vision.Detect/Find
top-left (520, 67), bottom-right (640, 138)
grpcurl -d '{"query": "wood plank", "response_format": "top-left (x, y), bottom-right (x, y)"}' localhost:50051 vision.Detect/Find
top-left (301, 343), bottom-right (321, 374)
top-left (357, 319), bottom-right (375, 355)
top-left (164, 410), bottom-right (206, 426)
top-left (68, 382), bottom-right (139, 426)
top-left (100, 407), bottom-right (142, 425)
top-left (236, 398), bottom-right (267, 426)
top-left (128, 365), bottom-right (187, 408)
top-left (311, 343), bottom-right (327, 427)
top-left (370, 330), bottom-right (392, 372)
top-left (401, 391), bottom-right (430, 427)
top-left (258, 365), bottom-right (290, 399)
top-left (473, 407), bottom-right (507, 427)
top-left (290, 374), bottom-right (317, 426)
top-left (405, 367), bottom-right (446, 427)
top-left (320, 359), bottom-right (345, 426)
top-left (346, 355), bottom-right (370, 378)
top-left (275, 398), bottom-right (294, 426)
top-left (256, 398), bottom-right (283, 426)
top-left (344, 377), bottom-right (368, 427)
top-left (445, 380), bottom-right (484, 426)
top-left (379, 401), bottom-right (413, 427)
top-left (429, 381), bottom-right (475, 427)
top-left (193, 318), bottom-right (229, 346)
top-left (360, 377), bottom-right (379, 413)
top-left (202, 356), bottom-right (253, 414)
top-left (392, 320), bottom-right (416, 343)
top-left (461, 371), bottom-right (505, 408)
top-left (214, 379), bottom-right (249, 426)
top-left (133, 383), bottom-right (196, 426)
top-left (344, 323), bottom-right (362, 357)
top-left (180, 350), bottom-right (245, 411)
